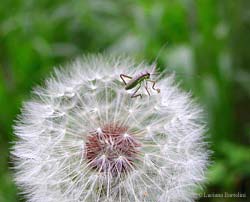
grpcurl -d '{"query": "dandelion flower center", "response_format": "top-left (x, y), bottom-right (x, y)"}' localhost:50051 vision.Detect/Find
top-left (85, 124), bottom-right (141, 175)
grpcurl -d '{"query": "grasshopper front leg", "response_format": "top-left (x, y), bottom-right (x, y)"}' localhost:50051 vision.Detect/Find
top-left (147, 80), bottom-right (160, 93)
top-left (144, 80), bottom-right (150, 96)
top-left (131, 83), bottom-right (142, 98)
top-left (120, 74), bottom-right (132, 85)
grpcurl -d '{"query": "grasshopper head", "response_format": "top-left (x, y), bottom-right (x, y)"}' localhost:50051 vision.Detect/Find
top-left (145, 72), bottom-right (150, 79)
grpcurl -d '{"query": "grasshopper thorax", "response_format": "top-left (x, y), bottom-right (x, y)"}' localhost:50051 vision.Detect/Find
top-left (139, 71), bottom-right (150, 79)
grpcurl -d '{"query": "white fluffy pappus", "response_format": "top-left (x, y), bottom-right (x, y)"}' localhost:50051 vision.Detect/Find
top-left (12, 55), bottom-right (209, 202)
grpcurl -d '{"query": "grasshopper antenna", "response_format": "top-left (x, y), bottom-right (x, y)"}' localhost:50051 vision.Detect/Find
top-left (149, 42), bottom-right (169, 77)
top-left (153, 42), bottom-right (169, 64)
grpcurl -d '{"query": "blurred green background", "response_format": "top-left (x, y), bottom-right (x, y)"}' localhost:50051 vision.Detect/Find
top-left (0, 0), bottom-right (250, 201)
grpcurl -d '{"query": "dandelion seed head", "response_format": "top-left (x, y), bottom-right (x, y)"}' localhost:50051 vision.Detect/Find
top-left (12, 54), bottom-right (209, 202)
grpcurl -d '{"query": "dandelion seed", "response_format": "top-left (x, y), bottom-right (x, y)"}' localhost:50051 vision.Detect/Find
top-left (12, 55), bottom-right (209, 202)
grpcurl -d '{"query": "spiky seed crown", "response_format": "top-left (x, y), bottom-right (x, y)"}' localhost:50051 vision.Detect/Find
top-left (12, 55), bottom-right (209, 202)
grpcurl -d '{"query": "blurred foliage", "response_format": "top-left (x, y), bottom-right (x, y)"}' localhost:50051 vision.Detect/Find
top-left (0, 0), bottom-right (250, 201)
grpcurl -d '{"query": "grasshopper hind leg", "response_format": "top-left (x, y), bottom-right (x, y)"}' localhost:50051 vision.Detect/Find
top-left (120, 74), bottom-right (132, 85)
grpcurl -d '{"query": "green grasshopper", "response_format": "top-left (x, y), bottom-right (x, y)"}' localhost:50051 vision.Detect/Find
top-left (120, 71), bottom-right (160, 98)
